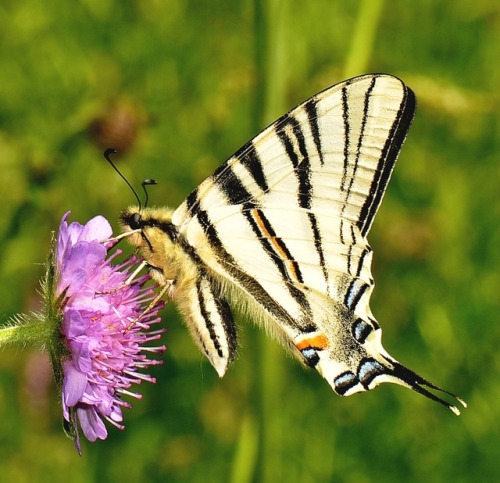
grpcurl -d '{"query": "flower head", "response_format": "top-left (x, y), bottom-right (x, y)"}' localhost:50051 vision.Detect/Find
top-left (49, 212), bottom-right (165, 453)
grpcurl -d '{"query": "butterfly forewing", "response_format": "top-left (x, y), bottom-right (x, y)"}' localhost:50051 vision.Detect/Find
top-left (173, 74), bottom-right (411, 328)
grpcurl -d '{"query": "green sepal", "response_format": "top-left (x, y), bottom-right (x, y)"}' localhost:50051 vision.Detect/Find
top-left (63, 408), bottom-right (82, 456)
top-left (44, 231), bottom-right (68, 391)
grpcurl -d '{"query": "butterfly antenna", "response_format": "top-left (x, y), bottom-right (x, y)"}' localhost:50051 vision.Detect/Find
top-left (104, 148), bottom-right (142, 210)
top-left (142, 179), bottom-right (157, 208)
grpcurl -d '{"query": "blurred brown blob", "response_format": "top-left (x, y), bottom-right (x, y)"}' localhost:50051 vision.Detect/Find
top-left (378, 214), bottom-right (437, 261)
top-left (88, 102), bottom-right (143, 155)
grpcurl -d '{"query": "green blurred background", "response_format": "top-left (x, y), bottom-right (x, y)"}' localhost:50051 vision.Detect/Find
top-left (0, 1), bottom-right (498, 482)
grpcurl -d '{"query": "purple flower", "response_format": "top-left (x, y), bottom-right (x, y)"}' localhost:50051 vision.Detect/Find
top-left (52, 212), bottom-right (165, 453)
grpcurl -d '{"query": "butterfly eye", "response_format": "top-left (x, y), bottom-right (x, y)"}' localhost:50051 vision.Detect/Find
top-left (130, 212), bottom-right (142, 230)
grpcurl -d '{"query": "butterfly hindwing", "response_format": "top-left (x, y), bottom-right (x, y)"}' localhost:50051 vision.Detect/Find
top-left (175, 267), bottom-right (237, 377)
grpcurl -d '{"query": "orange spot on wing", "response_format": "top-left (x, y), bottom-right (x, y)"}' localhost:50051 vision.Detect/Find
top-left (252, 209), bottom-right (301, 283)
top-left (296, 334), bottom-right (329, 351)
top-left (287, 261), bottom-right (300, 282)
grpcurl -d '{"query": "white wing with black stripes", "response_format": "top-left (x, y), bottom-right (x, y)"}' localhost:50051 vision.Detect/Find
top-left (122, 74), bottom-right (465, 414)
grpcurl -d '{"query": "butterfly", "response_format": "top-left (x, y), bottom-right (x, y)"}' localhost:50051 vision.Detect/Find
top-left (120, 74), bottom-right (465, 414)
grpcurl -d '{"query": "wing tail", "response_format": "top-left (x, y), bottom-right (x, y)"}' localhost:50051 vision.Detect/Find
top-left (383, 357), bottom-right (467, 415)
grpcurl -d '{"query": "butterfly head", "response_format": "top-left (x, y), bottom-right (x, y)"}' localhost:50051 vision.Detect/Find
top-left (119, 206), bottom-right (148, 250)
top-left (120, 205), bottom-right (176, 233)
top-left (120, 206), bottom-right (188, 287)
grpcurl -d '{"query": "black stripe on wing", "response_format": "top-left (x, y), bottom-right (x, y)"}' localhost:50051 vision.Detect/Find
top-left (210, 140), bottom-right (269, 204)
top-left (212, 164), bottom-right (255, 206)
top-left (340, 84), bottom-right (351, 192)
top-left (304, 98), bottom-right (324, 165)
top-left (233, 140), bottom-right (269, 193)
top-left (358, 80), bottom-right (416, 237)
top-left (275, 115), bottom-right (311, 205)
top-left (196, 274), bottom-right (238, 363)
top-left (186, 186), bottom-right (201, 219)
top-left (341, 77), bottom-right (375, 220)
top-left (196, 277), bottom-right (225, 359)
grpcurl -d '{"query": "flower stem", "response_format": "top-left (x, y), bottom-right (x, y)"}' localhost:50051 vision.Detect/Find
top-left (0, 316), bottom-right (53, 350)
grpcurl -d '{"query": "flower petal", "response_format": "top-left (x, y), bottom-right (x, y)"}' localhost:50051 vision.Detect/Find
top-left (62, 308), bottom-right (87, 338)
top-left (58, 242), bottom-right (107, 297)
top-left (56, 212), bottom-right (73, 270)
top-left (76, 405), bottom-right (108, 442)
top-left (62, 360), bottom-right (88, 407)
top-left (80, 216), bottom-right (113, 243)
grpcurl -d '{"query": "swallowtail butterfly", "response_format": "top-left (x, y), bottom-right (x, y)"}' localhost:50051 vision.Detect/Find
top-left (120, 74), bottom-right (465, 414)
